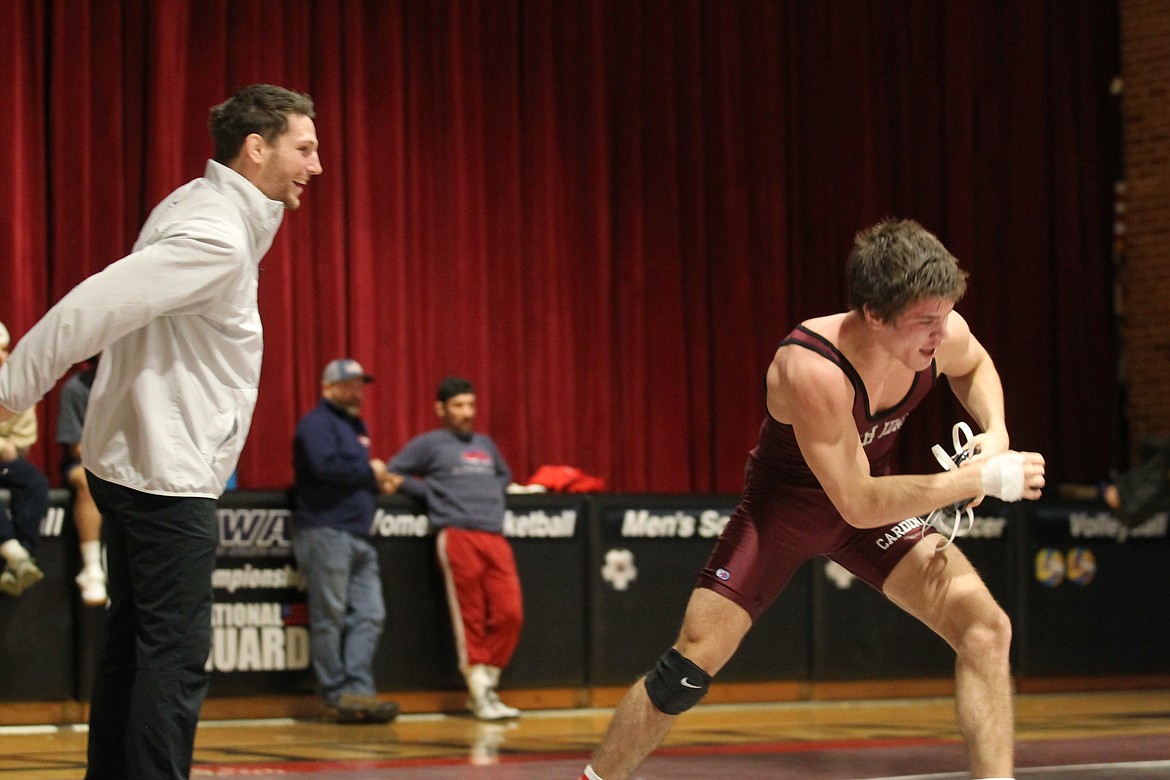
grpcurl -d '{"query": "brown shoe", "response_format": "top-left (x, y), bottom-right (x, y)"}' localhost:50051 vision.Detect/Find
top-left (333, 693), bottom-right (399, 724)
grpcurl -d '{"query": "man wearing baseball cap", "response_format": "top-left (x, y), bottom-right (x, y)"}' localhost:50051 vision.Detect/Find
top-left (291, 358), bottom-right (399, 723)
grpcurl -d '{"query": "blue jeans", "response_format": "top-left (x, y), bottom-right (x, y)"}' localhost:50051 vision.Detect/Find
top-left (0, 457), bottom-right (49, 553)
top-left (292, 525), bottom-right (385, 705)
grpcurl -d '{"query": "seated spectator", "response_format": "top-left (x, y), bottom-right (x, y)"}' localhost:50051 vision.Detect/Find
top-left (0, 321), bottom-right (49, 597)
top-left (57, 355), bottom-right (107, 606)
top-left (1104, 436), bottom-right (1170, 528)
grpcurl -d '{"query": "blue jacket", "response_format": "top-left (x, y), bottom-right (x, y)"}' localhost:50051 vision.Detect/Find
top-left (292, 399), bottom-right (379, 537)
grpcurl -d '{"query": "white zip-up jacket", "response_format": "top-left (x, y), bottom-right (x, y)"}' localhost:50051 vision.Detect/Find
top-left (0, 160), bottom-right (284, 497)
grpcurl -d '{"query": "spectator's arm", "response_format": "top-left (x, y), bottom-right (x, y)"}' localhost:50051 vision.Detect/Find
top-left (2, 408), bottom-right (38, 457)
top-left (296, 415), bottom-right (378, 489)
top-left (492, 439), bottom-right (513, 491)
top-left (388, 438), bottom-right (431, 500)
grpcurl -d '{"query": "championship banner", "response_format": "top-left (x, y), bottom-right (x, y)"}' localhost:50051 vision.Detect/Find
top-left (209, 491), bottom-right (313, 696)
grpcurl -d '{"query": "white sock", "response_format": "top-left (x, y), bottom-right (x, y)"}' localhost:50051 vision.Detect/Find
top-left (81, 540), bottom-right (102, 570)
top-left (1, 539), bottom-right (30, 565)
top-left (465, 664), bottom-right (490, 702)
top-left (583, 766), bottom-right (603, 780)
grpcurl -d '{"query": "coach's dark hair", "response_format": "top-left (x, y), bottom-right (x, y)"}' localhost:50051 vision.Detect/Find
top-left (209, 84), bottom-right (315, 164)
top-left (847, 218), bottom-right (968, 323)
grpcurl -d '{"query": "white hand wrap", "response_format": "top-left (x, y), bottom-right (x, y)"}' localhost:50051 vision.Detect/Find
top-left (981, 452), bottom-right (1026, 502)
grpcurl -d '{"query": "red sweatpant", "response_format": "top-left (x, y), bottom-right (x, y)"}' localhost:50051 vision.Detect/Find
top-left (436, 527), bottom-right (524, 670)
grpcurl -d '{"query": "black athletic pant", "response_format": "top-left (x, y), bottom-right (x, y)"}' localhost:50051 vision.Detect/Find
top-left (85, 472), bottom-right (218, 780)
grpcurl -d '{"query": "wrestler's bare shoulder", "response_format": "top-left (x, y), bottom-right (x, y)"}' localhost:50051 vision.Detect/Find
top-left (800, 313), bottom-right (847, 340)
top-left (774, 313), bottom-right (847, 370)
top-left (770, 316), bottom-right (853, 421)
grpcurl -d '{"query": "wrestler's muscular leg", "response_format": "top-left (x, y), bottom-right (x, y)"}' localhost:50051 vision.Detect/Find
top-left (589, 588), bottom-right (752, 780)
top-left (884, 538), bottom-right (1014, 778)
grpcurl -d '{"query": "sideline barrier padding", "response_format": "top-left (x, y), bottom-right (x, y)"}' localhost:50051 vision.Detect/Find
top-left (587, 495), bottom-right (811, 687)
top-left (2, 490), bottom-right (1168, 707)
top-left (1017, 502), bottom-right (1170, 677)
top-left (0, 489), bottom-right (78, 701)
top-left (208, 492), bottom-right (589, 697)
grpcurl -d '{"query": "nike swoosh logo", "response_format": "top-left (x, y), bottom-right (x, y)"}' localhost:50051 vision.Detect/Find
top-left (680, 678), bottom-right (701, 689)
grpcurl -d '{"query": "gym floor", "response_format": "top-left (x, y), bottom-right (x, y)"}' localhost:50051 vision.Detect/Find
top-left (2, 689), bottom-right (1168, 778)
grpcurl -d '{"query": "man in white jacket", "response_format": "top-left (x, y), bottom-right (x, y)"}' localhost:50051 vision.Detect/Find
top-left (0, 84), bottom-right (322, 779)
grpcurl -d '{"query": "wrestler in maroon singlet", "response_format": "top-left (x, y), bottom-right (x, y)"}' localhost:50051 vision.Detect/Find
top-left (698, 324), bottom-right (940, 620)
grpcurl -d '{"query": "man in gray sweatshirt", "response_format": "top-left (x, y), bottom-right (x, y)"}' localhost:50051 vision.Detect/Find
top-left (389, 376), bottom-right (523, 721)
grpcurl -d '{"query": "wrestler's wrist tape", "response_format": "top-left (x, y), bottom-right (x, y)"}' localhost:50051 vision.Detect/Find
top-left (980, 452), bottom-right (1026, 502)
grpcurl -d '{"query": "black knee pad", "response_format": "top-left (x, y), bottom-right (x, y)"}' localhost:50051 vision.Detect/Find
top-left (644, 648), bottom-right (711, 715)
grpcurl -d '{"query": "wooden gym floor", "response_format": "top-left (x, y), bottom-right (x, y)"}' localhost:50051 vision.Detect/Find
top-left (1, 688), bottom-right (1168, 778)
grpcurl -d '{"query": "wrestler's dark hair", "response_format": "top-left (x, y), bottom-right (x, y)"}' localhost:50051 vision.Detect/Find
top-left (847, 218), bottom-right (968, 323)
top-left (209, 84), bottom-right (315, 164)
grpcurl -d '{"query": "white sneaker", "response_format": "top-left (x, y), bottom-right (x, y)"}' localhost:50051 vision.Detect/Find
top-left (0, 558), bottom-right (44, 597)
top-left (485, 690), bottom-right (520, 719)
top-left (468, 694), bottom-right (500, 720)
top-left (468, 691), bottom-right (520, 720)
top-left (468, 693), bottom-right (518, 721)
top-left (76, 566), bottom-right (108, 607)
top-left (464, 664), bottom-right (520, 720)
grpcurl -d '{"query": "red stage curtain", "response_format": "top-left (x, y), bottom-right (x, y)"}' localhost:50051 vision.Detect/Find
top-left (1, 0), bottom-right (1120, 493)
